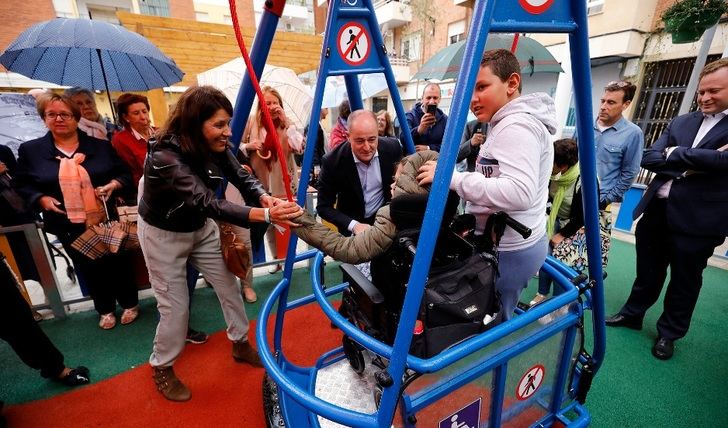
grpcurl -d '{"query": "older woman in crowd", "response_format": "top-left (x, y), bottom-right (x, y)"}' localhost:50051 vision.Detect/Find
top-left (111, 93), bottom-right (155, 188)
top-left (13, 93), bottom-right (138, 330)
top-left (64, 87), bottom-right (115, 141)
top-left (240, 86), bottom-right (304, 274)
top-left (328, 99), bottom-right (350, 151)
top-left (138, 85), bottom-right (303, 401)
top-left (376, 110), bottom-right (395, 137)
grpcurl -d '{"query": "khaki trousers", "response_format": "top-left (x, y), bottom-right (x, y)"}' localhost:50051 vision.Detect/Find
top-left (138, 217), bottom-right (249, 368)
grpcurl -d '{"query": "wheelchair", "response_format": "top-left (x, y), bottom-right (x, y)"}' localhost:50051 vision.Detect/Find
top-left (338, 192), bottom-right (531, 376)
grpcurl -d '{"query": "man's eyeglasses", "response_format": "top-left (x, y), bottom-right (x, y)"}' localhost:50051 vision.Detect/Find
top-left (45, 112), bottom-right (74, 121)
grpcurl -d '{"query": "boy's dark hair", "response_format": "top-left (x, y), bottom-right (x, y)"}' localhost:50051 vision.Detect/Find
top-left (481, 49), bottom-right (522, 92)
top-left (553, 138), bottom-right (578, 167)
top-left (604, 81), bottom-right (637, 103)
top-left (339, 99), bottom-right (351, 120)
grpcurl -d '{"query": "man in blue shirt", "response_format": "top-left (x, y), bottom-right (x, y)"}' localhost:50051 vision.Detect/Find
top-left (403, 83), bottom-right (448, 152)
top-left (594, 81), bottom-right (644, 207)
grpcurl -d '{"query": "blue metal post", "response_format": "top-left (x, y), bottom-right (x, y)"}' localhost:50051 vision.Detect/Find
top-left (229, 0), bottom-right (285, 153)
top-left (568, 0), bottom-right (606, 369)
top-left (375, 0), bottom-right (499, 425)
top-left (344, 74), bottom-right (364, 110)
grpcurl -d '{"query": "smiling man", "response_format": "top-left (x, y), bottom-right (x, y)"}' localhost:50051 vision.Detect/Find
top-left (317, 110), bottom-right (402, 236)
top-left (593, 81), bottom-right (644, 207)
top-left (606, 59), bottom-right (728, 360)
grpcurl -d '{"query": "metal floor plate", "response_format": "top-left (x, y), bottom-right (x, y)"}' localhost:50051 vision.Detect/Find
top-left (315, 353), bottom-right (380, 427)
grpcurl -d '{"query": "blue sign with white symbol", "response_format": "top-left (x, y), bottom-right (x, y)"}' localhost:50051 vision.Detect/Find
top-left (439, 397), bottom-right (481, 428)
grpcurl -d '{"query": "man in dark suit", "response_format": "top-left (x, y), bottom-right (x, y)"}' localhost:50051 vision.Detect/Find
top-left (317, 110), bottom-right (403, 236)
top-left (606, 59), bottom-right (728, 360)
top-left (458, 119), bottom-right (488, 172)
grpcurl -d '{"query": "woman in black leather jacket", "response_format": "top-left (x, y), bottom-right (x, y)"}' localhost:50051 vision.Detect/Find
top-left (137, 85), bottom-right (302, 402)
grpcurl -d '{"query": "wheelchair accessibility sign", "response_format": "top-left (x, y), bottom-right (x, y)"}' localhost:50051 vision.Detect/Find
top-left (516, 364), bottom-right (545, 400)
top-left (439, 398), bottom-right (480, 428)
top-left (337, 22), bottom-right (370, 66)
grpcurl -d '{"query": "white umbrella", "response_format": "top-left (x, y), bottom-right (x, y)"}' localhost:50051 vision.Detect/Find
top-left (320, 73), bottom-right (389, 109)
top-left (197, 60), bottom-right (313, 129)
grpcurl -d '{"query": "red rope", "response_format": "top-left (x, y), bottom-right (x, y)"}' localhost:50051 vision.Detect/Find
top-left (228, 0), bottom-right (293, 201)
top-left (510, 33), bottom-right (520, 53)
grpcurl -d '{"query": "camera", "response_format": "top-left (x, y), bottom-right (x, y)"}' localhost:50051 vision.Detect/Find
top-left (426, 104), bottom-right (437, 114)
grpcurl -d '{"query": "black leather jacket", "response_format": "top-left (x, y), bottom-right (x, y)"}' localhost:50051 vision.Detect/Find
top-left (139, 135), bottom-right (267, 232)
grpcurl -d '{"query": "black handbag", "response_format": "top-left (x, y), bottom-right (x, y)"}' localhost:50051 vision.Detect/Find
top-left (411, 251), bottom-right (502, 358)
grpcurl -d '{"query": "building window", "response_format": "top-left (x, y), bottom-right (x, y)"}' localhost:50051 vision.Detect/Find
top-left (139, 0), bottom-right (170, 17)
top-left (401, 32), bottom-right (421, 62)
top-left (223, 15), bottom-right (233, 25)
top-left (195, 11), bottom-right (210, 22)
top-left (587, 0), bottom-right (604, 15)
top-left (447, 20), bottom-right (466, 46)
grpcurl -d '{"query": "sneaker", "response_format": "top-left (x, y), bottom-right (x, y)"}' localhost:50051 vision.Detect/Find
top-left (529, 293), bottom-right (548, 307)
top-left (232, 340), bottom-right (263, 367)
top-left (58, 366), bottom-right (90, 386)
top-left (152, 366), bottom-right (191, 402)
top-left (186, 328), bottom-right (209, 345)
top-left (268, 263), bottom-right (282, 274)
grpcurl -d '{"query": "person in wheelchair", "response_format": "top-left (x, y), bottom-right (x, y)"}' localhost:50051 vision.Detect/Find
top-left (293, 151), bottom-right (520, 359)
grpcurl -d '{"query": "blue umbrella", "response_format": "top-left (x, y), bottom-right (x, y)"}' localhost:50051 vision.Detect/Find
top-left (0, 18), bottom-right (184, 121)
top-left (0, 18), bottom-right (183, 91)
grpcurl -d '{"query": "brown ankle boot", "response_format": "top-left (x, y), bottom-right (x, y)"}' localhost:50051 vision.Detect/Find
top-left (232, 340), bottom-right (263, 367)
top-left (152, 366), bottom-right (191, 402)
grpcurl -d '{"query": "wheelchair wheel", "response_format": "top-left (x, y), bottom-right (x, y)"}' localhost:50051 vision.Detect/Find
top-left (342, 335), bottom-right (365, 374)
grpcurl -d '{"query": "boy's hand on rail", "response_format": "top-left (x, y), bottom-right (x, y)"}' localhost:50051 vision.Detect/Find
top-left (416, 160), bottom-right (437, 185)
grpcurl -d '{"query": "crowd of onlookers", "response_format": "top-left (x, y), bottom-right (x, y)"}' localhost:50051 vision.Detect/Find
top-left (1, 52), bottom-right (726, 408)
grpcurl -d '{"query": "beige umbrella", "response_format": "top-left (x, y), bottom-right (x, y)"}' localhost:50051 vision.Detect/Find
top-left (197, 61), bottom-right (313, 130)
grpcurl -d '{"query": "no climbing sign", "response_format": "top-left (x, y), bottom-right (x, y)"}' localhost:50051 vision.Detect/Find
top-left (518, 0), bottom-right (554, 14)
top-left (337, 22), bottom-right (370, 66)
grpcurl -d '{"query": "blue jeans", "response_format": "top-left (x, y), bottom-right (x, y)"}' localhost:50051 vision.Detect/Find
top-left (496, 234), bottom-right (548, 320)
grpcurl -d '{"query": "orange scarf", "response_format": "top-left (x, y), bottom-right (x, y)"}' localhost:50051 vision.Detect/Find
top-left (57, 154), bottom-right (105, 226)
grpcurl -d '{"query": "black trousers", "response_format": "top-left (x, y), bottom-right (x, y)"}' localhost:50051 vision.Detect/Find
top-left (56, 229), bottom-right (138, 315)
top-left (0, 257), bottom-right (64, 379)
top-left (620, 199), bottom-right (724, 340)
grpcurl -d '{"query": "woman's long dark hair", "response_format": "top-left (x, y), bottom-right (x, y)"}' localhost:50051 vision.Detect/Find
top-left (158, 85), bottom-right (233, 164)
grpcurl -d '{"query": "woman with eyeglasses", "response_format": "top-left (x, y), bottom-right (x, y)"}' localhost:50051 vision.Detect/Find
top-left (13, 93), bottom-right (139, 330)
top-left (137, 85), bottom-right (303, 402)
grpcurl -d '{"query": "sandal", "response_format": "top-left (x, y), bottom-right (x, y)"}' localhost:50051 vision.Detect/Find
top-left (120, 306), bottom-right (139, 325)
top-left (243, 285), bottom-right (257, 303)
top-left (99, 313), bottom-right (116, 330)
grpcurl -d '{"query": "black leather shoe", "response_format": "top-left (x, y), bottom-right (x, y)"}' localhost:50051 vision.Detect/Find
top-left (652, 337), bottom-right (674, 360)
top-left (604, 313), bottom-right (643, 330)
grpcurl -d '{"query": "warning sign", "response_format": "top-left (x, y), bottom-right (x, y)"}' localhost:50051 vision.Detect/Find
top-left (337, 22), bottom-right (370, 66)
top-left (516, 364), bottom-right (545, 400)
top-left (518, 0), bottom-right (554, 14)
top-left (439, 398), bottom-right (481, 428)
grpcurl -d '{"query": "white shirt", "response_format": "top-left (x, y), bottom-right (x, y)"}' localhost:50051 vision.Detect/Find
top-left (347, 151), bottom-right (383, 232)
top-left (657, 109), bottom-right (727, 198)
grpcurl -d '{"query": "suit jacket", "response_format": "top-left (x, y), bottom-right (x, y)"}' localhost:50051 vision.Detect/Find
top-left (458, 120), bottom-right (488, 172)
top-left (633, 111), bottom-right (728, 237)
top-left (317, 137), bottom-right (402, 235)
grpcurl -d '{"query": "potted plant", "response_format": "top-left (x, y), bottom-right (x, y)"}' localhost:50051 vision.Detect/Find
top-left (662, 0), bottom-right (728, 43)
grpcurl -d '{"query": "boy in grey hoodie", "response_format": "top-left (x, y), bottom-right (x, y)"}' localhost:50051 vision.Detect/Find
top-left (418, 49), bottom-right (556, 319)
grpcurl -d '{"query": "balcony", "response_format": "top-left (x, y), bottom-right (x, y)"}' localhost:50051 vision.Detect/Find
top-left (374, 0), bottom-right (412, 30)
top-left (388, 56), bottom-right (411, 84)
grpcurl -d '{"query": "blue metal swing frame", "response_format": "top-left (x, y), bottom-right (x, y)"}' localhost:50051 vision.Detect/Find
top-left (230, 0), bottom-right (606, 426)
